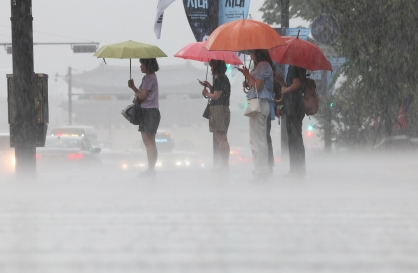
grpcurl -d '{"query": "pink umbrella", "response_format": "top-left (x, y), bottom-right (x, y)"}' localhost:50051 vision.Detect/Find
top-left (175, 41), bottom-right (243, 80)
top-left (174, 41), bottom-right (243, 65)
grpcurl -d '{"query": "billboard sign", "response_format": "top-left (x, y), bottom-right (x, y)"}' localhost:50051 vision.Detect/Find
top-left (183, 0), bottom-right (219, 42)
top-left (218, 0), bottom-right (250, 25)
top-left (183, 0), bottom-right (250, 42)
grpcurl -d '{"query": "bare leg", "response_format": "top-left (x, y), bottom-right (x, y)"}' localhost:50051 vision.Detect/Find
top-left (141, 132), bottom-right (158, 171)
top-left (214, 131), bottom-right (230, 168)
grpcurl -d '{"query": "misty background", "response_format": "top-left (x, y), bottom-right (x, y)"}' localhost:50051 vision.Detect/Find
top-left (0, 0), bottom-right (311, 159)
top-left (1, 2), bottom-right (418, 273)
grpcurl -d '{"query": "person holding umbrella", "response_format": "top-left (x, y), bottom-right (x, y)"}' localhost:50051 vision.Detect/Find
top-left (268, 33), bottom-right (333, 178)
top-left (128, 58), bottom-right (161, 176)
top-left (238, 50), bottom-right (275, 180)
top-left (201, 59), bottom-right (231, 171)
top-left (274, 65), bottom-right (307, 177)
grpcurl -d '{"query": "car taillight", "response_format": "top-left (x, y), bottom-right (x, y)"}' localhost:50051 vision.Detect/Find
top-left (35, 154), bottom-right (40, 159)
top-left (68, 153), bottom-right (83, 160)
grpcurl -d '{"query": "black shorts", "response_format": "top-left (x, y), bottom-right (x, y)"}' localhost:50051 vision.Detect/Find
top-left (138, 108), bottom-right (160, 134)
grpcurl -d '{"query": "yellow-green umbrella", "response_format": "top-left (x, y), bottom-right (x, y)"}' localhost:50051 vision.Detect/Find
top-left (93, 40), bottom-right (167, 78)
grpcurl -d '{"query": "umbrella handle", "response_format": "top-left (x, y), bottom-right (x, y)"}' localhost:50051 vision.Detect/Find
top-left (274, 94), bottom-right (284, 103)
top-left (242, 58), bottom-right (252, 93)
top-left (130, 59), bottom-right (132, 80)
top-left (243, 78), bottom-right (250, 93)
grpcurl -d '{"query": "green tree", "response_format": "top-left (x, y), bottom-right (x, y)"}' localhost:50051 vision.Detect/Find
top-left (260, 0), bottom-right (418, 148)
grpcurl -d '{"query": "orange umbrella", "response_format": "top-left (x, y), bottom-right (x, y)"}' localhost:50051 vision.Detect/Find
top-left (204, 19), bottom-right (286, 51)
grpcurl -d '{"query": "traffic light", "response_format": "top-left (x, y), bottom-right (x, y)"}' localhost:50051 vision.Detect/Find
top-left (306, 124), bottom-right (314, 138)
top-left (330, 102), bottom-right (334, 107)
top-left (72, 44), bottom-right (97, 53)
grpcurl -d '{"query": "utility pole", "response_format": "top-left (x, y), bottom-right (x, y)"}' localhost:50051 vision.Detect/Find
top-left (322, 71), bottom-right (332, 152)
top-left (281, 0), bottom-right (289, 29)
top-left (280, 0), bottom-right (289, 159)
top-left (68, 67), bottom-right (72, 125)
top-left (10, 0), bottom-right (36, 177)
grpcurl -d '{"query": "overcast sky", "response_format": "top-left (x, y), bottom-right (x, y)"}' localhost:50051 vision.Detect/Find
top-left (0, 0), bottom-right (308, 99)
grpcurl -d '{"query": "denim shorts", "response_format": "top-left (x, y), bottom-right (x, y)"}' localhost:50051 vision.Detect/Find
top-left (138, 108), bottom-right (160, 134)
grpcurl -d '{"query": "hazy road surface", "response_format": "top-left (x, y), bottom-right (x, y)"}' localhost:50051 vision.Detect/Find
top-left (1, 152), bottom-right (417, 273)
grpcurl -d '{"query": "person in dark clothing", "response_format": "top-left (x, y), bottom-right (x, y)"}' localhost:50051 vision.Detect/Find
top-left (267, 62), bottom-right (284, 170)
top-left (201, 59), bottom-right (231, 170)
top-left (274, 65), bottom-right (306, 177)
top-left (266, 113), bottom-right (274, 170)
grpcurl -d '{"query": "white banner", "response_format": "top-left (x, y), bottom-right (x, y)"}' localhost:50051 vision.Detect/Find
top-left (154, 0), bottom-right (176, 39)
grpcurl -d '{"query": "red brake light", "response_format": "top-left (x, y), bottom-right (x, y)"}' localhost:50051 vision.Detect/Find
top-left (68, 153), bottom-right (83, 160)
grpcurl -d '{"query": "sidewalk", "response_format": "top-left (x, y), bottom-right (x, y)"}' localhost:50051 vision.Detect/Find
top-left (0, 152), bottom-right (417, 273)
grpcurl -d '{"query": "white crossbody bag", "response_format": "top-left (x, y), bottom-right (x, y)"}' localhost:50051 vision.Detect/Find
top-left (244, 82), bottom-right (261, 117)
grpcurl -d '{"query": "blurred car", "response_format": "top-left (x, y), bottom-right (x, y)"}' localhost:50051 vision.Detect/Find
top-left (100, 149), bottom-right (135, 172)
top-left (134, 130), bottom-right (175, 153)
top-left (130, 130), bottom-right (205, 171)
top-left (36, 136), bottom-right (101, 171)
top-left (0, 133), bottom-right (15, 173)
top-left (133, 151), bottom-right (205, 171)
top-left (229, 147), bottom-right (252, 167)
top-left (155, 130), bottom-right (175, 152)
top-left (50, 126), bottom-right (99, 147)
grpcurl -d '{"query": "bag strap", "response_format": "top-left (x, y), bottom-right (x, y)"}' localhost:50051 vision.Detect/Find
top-left (253, 82), bottom-right (258, 99)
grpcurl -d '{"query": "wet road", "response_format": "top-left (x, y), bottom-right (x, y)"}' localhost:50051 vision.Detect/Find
top-left (1, 152), bottom-right (417, 273)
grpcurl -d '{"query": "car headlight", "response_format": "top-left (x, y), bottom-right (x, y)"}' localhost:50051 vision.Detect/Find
top-left (10, 155), bottom-right (15, 167)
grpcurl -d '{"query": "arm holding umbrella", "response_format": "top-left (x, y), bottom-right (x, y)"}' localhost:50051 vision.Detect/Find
top-left (128, 79), bottom-right (150, 103)
top-left (201, 81), bottom-right (223, 100)
top-left (202, 87), bottom-right (222, 100)
top-left (237, 66), bottom-right (265, 92)
top-left (273, 72), bottom-right (301, 103)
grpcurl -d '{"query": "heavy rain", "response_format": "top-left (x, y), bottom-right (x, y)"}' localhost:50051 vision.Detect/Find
top-left (0, 1), bottom-right (417, 272)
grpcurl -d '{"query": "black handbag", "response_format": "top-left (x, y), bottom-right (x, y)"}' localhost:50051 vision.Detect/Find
top-left (202, 102), bottom-right (210, 119)
top-left (121, 104), bottom-right (134, 121)
top-left (129, 103), bottom-right (141, 125)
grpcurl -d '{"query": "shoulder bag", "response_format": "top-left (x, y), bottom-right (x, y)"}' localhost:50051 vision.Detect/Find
top-left (121, 97), bottom-right (141, 125)
top-left (244, 82), bottom-right (261, 117)
top-left (129, 103), bottom-right (141, 125)
top-left (202, 99), bottom-right (210, 119)
top-left (121, 103), bottom-right (134, 121)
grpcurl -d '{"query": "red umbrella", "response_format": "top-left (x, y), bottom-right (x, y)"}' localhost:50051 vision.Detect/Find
top-left (174, 41), bottom-right (243, 65)
top-left (269, 37), bottom-right (332, 71)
